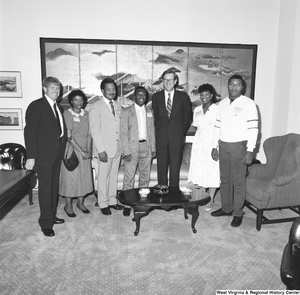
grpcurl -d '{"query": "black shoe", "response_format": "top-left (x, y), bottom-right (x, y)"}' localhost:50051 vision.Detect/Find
top-left (101, 207), bottom-right (112, 215)
top-left (76, 204), bottom-right (90, 214)
top-left (211, 208), bottom-right (233, 217)
top-left (109, 204), bottom-right (124, 210)
top-left (42, 229), bottom-right (55, 237)
top-left (231, 216), bottom-right (243, 227)
top-left (64, 206), bottom-right (76, 218)
top-left (123, 207), bottom-right (131, 216)
top-left (54, 217), bottom-right (65, 224)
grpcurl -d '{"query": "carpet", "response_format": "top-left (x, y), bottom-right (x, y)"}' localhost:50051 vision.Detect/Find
top-left (0, 190), bottom-right (294, 294)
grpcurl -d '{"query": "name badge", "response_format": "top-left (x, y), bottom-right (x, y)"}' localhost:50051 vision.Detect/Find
top-left (74, 117), bottom-right (80, 122)
top-left (234, 107), bottom-right (242, 114)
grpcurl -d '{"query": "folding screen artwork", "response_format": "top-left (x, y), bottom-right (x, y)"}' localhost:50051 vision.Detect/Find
top-left (40, 38), bottom-right (257, 113)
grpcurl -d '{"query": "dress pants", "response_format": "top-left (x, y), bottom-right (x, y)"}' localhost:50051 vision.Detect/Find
top-left (123, 141), bottom-right (151, 190)
top-left (157, 138), bottom-right (183, 187)
top-left (219, 140), bottom-right (247, 217)
top-left (96, 151), bottom-right (121, 208)
top-left (35, 140), bottom-right (62, 229)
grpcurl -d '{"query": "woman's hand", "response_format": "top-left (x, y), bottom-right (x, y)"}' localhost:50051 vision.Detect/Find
top-left (81, 150), bottom-right (90, 159)
top-left (211, 148), bottom-right (219, 161)
top-left (98, 151), bottom-right (108, 163)
top-left (124, 154), bottom-right (132, 162)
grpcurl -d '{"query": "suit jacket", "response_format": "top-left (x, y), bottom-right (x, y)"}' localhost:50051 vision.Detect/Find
top-left (89, 97), bottom-right (122, 158)
top-left (24, 96), bottom-right (67, 167)
top-left (120, 104), bottom-right (155, 156)
top-left (152, 90), bottom-right (192, 149)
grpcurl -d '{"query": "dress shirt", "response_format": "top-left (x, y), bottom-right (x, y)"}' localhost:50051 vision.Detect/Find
top-left (212, 95), bottom-right (258, 151)
top-left (103, 96), bottom-right (115, 114)
top-left (134, 103), bottom-right (147, 141)
top-left (45, 94), bottom-right (64, 137)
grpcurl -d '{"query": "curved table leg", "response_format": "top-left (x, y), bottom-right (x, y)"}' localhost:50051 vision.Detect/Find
top-left (132, 210), bottom-right (150, 236)
top-left (184, 209), bottom-right (188, 219)
top-left (191, 209), bottom-right (199, 233)
top-left (184, 205), bottom-right (200, 233)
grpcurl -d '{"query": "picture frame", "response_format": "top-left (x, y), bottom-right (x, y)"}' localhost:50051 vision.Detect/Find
top-left (0, 108), bottom-right (23, 130)
top-left (40, 38), bottom-right (257, 135)
top-left (0, 71), bottom-right (23, 98)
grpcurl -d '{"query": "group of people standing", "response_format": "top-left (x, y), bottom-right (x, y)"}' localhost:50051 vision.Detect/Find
top-left (188, 75), bottom-right (258, 228)
top-left (24, 70), bottom-right (258, 237)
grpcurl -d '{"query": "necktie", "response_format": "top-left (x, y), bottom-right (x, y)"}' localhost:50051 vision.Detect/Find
top-left (109, 101), bottom-right (115, 116)
top-left (167, 93), bottom-right (172, 117)
top-left (53, 103), bottom-right (62, 135)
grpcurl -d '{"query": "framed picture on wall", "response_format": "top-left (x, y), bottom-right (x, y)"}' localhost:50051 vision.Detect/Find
top-left (0, 71), bottom-right (23, 98)
top-left (40, 38), bottom-right (257, 134)
top-left (0, 108), bottom-right (23, 130)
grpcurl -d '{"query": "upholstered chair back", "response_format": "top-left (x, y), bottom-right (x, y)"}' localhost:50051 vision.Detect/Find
top-left (275, 136), bottom-right (300, 177)
top-left (0, 143), bottom-right (26, 170)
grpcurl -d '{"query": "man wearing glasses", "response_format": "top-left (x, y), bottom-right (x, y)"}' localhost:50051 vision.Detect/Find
top-left (152, 69), bottom-right (192, 187)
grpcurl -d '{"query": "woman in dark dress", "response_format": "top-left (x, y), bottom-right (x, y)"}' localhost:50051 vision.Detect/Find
top-left (59, 90), bottom-right (93, 217)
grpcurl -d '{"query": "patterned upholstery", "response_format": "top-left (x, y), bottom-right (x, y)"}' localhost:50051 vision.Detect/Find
top-left (0, 143), bottom-right (26, 170)
top-left (245, 133), bottom-right (300, 230)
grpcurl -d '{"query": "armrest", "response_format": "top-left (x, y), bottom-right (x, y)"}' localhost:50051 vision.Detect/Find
top-left (271, 173), bottom-right (298, 186)
top-left (247, 163), bottom-right (274, 179)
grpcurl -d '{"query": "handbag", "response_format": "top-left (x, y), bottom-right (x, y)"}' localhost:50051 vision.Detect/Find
top-left (63, 141), bottom-right (79, 171)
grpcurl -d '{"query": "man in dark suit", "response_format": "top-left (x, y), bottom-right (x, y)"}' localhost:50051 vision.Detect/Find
top-left (152, 69), bottom-right (192, 187)
top-left (24, 77), bottom-right (66, 237)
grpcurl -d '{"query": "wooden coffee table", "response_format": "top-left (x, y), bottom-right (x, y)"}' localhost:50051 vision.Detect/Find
top-left (117, 186), bottom-right (210, 236)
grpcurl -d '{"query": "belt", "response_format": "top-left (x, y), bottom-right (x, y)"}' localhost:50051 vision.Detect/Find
top-left (139, 139), bottom-right (146, 143)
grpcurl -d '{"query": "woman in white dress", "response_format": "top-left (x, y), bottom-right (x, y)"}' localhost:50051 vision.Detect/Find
top-left (188, 84), bottom-right (220, 211)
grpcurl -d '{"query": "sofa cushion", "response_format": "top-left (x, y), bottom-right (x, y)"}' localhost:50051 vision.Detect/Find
top-left (246, 178), bottom-right (273, 208)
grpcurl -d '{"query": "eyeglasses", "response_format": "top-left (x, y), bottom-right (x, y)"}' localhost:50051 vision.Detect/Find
top-left (163, 79), bottom-right (174, 83)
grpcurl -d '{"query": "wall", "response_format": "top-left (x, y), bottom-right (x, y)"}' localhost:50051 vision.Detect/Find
top-left (272, 0), bottom-right (300, 135)
top-left (0, 0), bottom-right (299, 161)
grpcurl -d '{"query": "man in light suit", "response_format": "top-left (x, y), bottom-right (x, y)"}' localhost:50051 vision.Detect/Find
top-left (24, 77), bottom-right (66, 237)
top-left (89, 78), bottom-right (124, 215)
top-left (120, 86), bottom-right (156, 215)
top-left (152, 69), bottom-right (192, 187)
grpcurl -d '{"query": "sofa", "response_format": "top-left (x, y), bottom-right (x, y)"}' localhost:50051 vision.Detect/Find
top-left (116, 142), bottom-right (192, 190)
top-left (0, 143), bottom-right (35, 207)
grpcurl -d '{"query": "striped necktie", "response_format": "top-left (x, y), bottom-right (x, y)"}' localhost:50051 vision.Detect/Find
top-left (167, 93), bottom-right (172, 117)
top-left (53, 103), bottom-right (62, 135)
top-left (109, 101), bottom-right (115, 116)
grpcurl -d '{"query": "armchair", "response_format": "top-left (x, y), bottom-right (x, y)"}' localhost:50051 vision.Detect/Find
top-left (280, 216), bottom-right (300, 290)
top-left (245, 133), bottom-right (300, 230)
